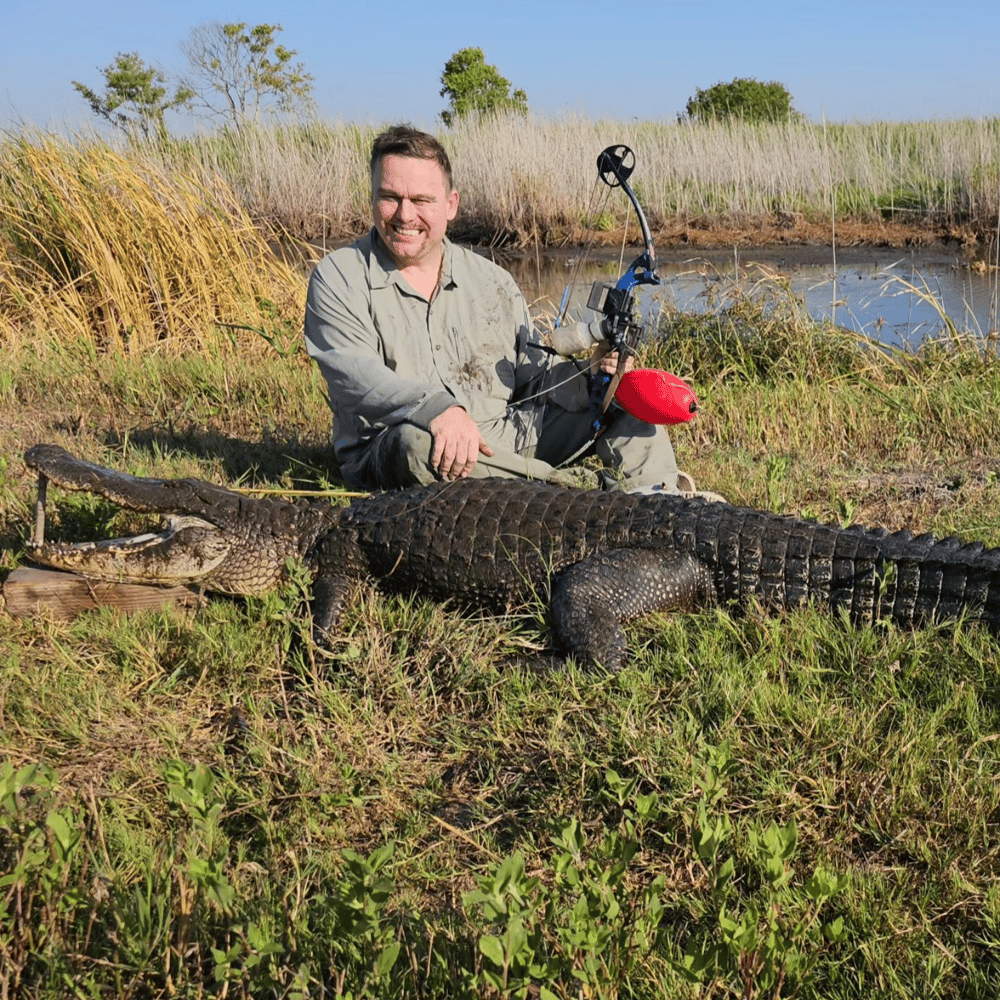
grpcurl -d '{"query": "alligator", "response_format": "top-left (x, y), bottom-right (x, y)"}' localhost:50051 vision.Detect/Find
top-left (21, 443), bottom-right (1000, 670)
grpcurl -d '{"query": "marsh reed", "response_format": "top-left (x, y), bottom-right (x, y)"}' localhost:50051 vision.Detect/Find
top-left (3, 116), bottom-right (998, 353)
top-left (0, 134), bottom-right (304, 353)
top-left (150, 115), bottom-right (1000, 244)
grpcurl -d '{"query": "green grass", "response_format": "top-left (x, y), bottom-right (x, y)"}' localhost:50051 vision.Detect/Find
top-left (2, 266), bottom-right (1000, 997)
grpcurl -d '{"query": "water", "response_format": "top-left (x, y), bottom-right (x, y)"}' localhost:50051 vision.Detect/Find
top-left (502, 244), bottom-right (1000, 350)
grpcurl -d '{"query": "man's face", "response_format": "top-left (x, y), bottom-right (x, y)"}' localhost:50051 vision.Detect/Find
top-left (371, 154), bottom-right (459, 269)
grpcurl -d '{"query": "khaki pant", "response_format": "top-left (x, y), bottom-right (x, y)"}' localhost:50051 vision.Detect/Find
top-left (357, 402), bottom-right (681, 492)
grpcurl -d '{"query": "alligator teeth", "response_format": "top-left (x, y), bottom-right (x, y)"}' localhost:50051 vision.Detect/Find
top-left (33, 472), bottom-right (47, 547)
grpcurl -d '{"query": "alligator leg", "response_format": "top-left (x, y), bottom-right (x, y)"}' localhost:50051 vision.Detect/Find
top-left (311, 573), bottom-right (359, 648)
top-left (551, 547), bottom-right (714, 671)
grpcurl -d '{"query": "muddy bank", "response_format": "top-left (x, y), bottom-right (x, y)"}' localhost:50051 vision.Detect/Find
top-left (657, 217), bottom-right (974, 252)
top-left (307, 218), bottom-right (993, 275)
top-left (473, 217), bottom-right (992, 272)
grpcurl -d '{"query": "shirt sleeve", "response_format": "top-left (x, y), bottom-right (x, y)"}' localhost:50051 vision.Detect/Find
top-left (514, 297), bottom-right (594, 415)
top-left (303, 251), bottom-right (457, 434)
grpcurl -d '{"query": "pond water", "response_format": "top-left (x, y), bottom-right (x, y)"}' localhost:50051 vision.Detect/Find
top-left (501, 244), bottom-right (999, 350)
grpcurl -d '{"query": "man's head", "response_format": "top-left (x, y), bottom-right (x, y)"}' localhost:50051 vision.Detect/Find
top-left (370, 124), bottom-right (459, 270)
top-left (370, 125), bottom-right (454, 191)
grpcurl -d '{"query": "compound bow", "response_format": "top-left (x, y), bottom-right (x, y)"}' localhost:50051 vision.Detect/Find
top-left (555, 145), bottom-right (665, 438)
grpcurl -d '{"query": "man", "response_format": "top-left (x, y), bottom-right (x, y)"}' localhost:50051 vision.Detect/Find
top-left (304, 124), bottom-right (693, 494)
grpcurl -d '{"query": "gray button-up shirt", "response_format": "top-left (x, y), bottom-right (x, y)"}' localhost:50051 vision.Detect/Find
top-left (305, 230), bottom-right (584, 484)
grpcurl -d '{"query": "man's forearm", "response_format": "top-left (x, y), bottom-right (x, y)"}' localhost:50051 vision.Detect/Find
top-left (546, 319), bottom-right (607, 357)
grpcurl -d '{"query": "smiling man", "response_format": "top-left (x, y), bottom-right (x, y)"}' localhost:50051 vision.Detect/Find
top-left (304, 124), bottom-right (695, 493)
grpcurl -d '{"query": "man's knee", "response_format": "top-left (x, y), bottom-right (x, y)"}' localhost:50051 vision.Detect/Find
top-left (373, 423), bottom-right (438, 488)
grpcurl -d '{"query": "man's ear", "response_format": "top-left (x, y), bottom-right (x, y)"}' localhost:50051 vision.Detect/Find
top-left (447, 188), bottom-right (460, 221)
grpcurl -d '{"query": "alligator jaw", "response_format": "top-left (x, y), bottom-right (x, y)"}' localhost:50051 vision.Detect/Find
top-left (25, 514), bottom-right (231, 586)
top-left (25, 445), bottom-right (244, 589)
top-left (23, 446), bottom-right (314, 597)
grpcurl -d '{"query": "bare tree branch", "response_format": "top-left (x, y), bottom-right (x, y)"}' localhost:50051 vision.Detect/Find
top-left (179, 22), bottom-right (314, 131)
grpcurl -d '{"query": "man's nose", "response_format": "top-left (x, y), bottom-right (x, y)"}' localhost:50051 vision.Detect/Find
top-left (394, 198), bottom-right (416, 220)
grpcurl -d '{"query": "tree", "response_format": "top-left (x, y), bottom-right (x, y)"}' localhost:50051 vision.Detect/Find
top-left (179, 22), bottom-right (314, 130)
top-left (684, 78), bottom-right (799, 125)
top-left (72, 52), bottom-right (194, 141)
top-left (439, 47), bottom-right (528, 127)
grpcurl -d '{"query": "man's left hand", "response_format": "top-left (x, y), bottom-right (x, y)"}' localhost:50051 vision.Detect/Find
top-left (428, 405), bottom-right (494, 479)
top-left (589, 341), bottom-right (634, 376)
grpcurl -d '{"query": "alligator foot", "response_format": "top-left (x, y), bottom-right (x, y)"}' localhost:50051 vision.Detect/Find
top-left (552, 547), bottom-right (715, 670)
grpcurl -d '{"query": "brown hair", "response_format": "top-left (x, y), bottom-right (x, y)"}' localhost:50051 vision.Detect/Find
top-left (369, 124), bottom-right (454, 191)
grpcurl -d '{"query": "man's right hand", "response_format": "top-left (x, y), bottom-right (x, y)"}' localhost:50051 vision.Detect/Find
top-left (428, 406), bottom-right (494, 479)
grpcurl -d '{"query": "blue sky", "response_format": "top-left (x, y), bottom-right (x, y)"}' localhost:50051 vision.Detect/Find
top-left (4, 0), bottom-right (998, 133)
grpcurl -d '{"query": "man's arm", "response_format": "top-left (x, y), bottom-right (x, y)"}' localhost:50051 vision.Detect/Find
top-left (304, 251), bottom-right (456, 434)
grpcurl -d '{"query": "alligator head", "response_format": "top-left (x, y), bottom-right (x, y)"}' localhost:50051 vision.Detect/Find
top-left (23, 444), bottom-right (333, 595)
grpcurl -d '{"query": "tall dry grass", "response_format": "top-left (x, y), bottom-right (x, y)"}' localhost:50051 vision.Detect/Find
top-left (3, 117), bottom-right (998, 353)
top-left (152, 122), bottom-right (374, 241)
top-left (0, 134), bottom-right (305, 353)
top-left (142, 116), bottom-right (1000, 245)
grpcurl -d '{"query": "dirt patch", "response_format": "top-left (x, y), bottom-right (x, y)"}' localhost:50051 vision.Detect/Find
top-left (842, 466), bottom-right (996, 534)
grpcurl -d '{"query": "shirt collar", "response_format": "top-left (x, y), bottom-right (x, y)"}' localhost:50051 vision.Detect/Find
top-left (367, 229), bottom-right (456, 293)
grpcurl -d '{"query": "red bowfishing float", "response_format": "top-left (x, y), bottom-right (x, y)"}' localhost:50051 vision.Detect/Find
top-left (615, 369), bottom-right (698, 425)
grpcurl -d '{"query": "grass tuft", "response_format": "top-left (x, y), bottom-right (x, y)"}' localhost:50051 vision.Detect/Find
top-left (0, 133), bottom-right (304, 353)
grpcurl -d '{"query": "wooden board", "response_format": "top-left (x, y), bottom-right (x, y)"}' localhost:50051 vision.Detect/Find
top-left (3, 565), bottom-right (202, 620)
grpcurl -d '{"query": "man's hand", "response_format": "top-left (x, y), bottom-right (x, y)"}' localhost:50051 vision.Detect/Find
top-left (428, 406), bottom-right (494, 479)
top-left (589, 340), bottom-right (635, 376)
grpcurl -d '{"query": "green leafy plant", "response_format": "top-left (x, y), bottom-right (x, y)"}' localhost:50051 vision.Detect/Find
top-left (835, 494), bottom-right (858, 527)
top-left (164, 759), bottom-right (236, 914)
top-left (463, 770), bottom-right (667, 999)
top-left (307, 842), bottom-right (403, 996)
top-left (765, 454), bottom-right (791, 510)
top-left (675, 742), bottom-right (848, 999)
top-left (0, 762), bottom-right (87, 993)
